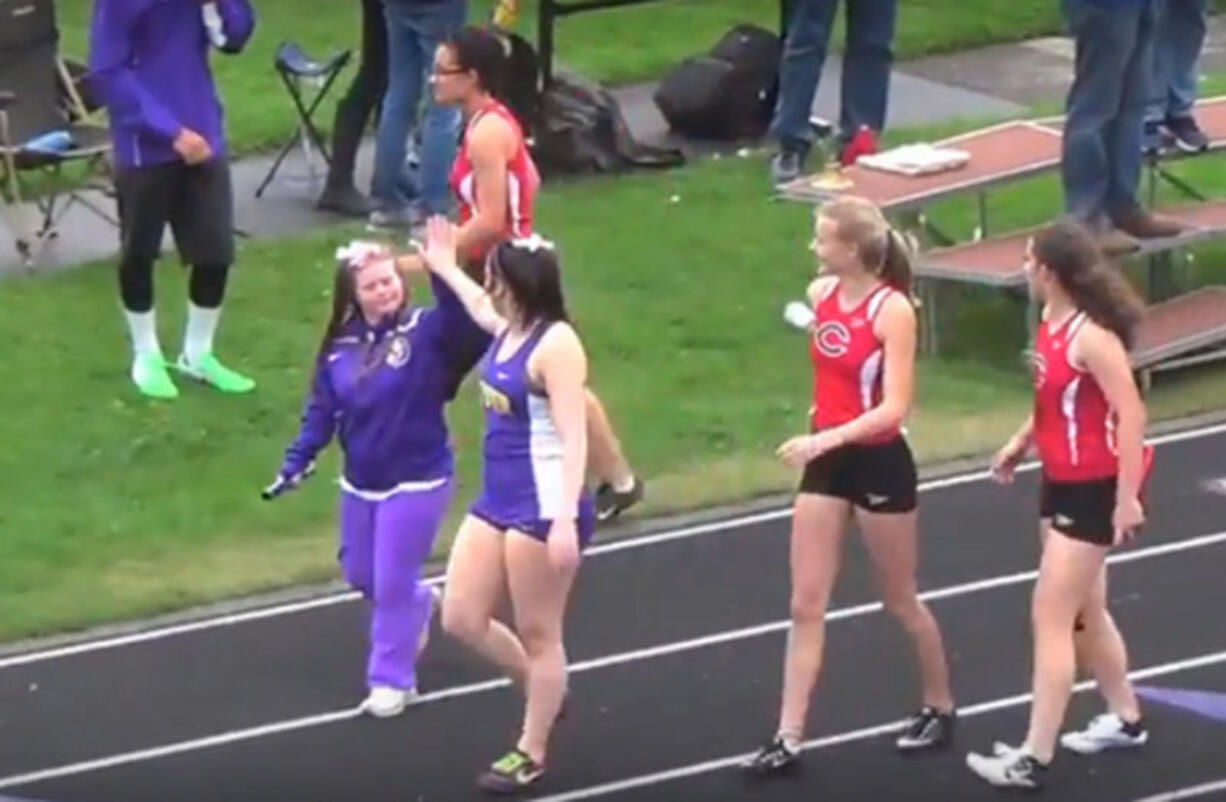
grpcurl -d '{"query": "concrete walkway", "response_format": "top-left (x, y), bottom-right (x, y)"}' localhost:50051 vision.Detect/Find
top-left (10, 20), bottom-right (1216, 278)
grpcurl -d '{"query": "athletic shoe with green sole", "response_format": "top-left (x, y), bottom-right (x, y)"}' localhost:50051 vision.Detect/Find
top-left (131, 353), bottom-right (179, 400)
top-left (175, 352), bottom-right (256, 394)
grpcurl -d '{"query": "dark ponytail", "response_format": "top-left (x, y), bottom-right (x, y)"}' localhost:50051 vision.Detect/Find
top-left (317, 262), bottom-right (357, 364)
top-left (1033, 219), bottom-right (1145, 349)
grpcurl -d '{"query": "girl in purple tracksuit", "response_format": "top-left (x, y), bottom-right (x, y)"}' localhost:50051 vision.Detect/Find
top-left (421, 217), bottom-right (595, 795)
top-left (270, 241), bottom-right (490, 718)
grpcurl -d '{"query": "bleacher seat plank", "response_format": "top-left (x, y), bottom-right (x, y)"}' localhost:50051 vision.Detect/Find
top-left (1134, 286), bottom-right (1226, 368)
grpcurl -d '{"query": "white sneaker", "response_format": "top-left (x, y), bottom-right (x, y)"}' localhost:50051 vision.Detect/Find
top-left (1060, 713), bottom-right (1148, 754)
top-left (966, 747), bottom-right (1047, 790)
top-left (362, 685), bottom-right (415, 718)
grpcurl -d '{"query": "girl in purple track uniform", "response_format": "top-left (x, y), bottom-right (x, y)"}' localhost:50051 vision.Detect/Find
top-left (422, 216), bottom-right (594, 795)
top-left (268, 240), bottom-right (489, 719)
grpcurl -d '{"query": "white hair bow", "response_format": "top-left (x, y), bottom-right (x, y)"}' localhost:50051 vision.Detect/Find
top-left (509, 233), bottom-right (556, 253)
top-left (335, 240), bottom-right (389, 266)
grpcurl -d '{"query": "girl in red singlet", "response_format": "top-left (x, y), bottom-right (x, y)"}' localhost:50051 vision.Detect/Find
top-left (743, 196), bottom-right (956, 776)
top-left (415, 26), bottom-right (643, 526)
top-left (967, 220), bottom-right (1149, 790)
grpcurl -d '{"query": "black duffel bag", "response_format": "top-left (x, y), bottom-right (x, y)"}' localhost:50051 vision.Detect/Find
top-left (653, 24), bottom-right (781, 140)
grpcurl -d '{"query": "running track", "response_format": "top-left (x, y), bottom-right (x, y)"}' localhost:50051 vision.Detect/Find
top-left (3, 423), bottom-right (1226, 801)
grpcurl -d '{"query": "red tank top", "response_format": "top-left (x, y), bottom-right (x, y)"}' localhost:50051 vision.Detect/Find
top-left (1032, 311), bottom-right (1118, 482)
top-left (449, 100), bottom-right (540, 265)
top-left (809, 281), bottom-right (900, 444)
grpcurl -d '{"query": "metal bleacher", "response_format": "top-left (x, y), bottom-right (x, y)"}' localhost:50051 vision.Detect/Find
top-left (777, 96), bottom-right (1226, 381)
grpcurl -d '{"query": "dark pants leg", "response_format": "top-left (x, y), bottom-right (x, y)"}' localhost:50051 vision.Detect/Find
top-left (840, 0), bottom-right (898, 139)
top-left (325, 0), bottom-right (388, 193)
top-left (170, 159), bottom-right (236, 308)
top-left (1061, 0), bottom-right (1153, 224)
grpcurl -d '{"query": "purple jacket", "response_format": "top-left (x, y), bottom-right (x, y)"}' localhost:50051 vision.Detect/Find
top-left (280, 275), bottom-right (493, 494)
top-left (88, 0), bottom-right (256, 170)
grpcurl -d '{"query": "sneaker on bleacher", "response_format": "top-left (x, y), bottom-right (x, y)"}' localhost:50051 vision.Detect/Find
top-left (1093, 226), bottom-right (1141, 256)
top-left (1113, 208), bottom-right (1185, 239)
top-left (1164, 114), bottom-right (1209, 153)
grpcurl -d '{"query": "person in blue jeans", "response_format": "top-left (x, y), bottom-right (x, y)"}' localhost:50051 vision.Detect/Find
top-left (1061, 0), bottom-right (1183, 256)
top-left (769, 0), bottom-right (898, 186)
top-left (369, 0), bottom-right (466, 230)
top-left (1145, 0), bottom-right (1209, 154)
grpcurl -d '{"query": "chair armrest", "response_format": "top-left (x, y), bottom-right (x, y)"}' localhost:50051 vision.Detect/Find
top-left (0, 91), bottom-right (15, 111)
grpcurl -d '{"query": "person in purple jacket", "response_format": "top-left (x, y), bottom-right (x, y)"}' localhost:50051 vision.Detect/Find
top-left (421, 216), bottom-right (594, 794)
top-left (89, 0), bottom-right (256, 400)
top-left (268, 240), bottom-right (490, 718)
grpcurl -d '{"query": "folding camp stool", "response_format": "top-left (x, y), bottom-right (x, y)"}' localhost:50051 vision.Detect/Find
top-left (254, 41), bottom-right (351, 198)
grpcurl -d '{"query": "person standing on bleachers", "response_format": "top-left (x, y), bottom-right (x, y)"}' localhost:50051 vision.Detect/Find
top-left (316, 0), bottom-right (388, 218)
top-left (89, 0), bottom-right (257, 400)
top-left (1061, 0), bottom-right (1184, 256)
top-left (368, 0), bottom-right (467, 231)
top-left (768, 0), bottom-right (899, 186)
top-left (1144, 0), bottom-right (1209, 155)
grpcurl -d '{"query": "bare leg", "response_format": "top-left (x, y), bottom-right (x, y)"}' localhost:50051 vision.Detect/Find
top-left (776, 493), bottom-right (850, 741)
top-left (505, 531), bottom-right (578, 765)
top-left (440, 515), bottom-right (528, 685)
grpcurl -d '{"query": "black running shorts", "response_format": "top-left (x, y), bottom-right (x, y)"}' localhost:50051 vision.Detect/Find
top-left (798, 435), bottom-right (917, 513)
top-left (1040, 476), bottom-right (1117, 546)
top-left (115, 158), bottom-right (235, 268)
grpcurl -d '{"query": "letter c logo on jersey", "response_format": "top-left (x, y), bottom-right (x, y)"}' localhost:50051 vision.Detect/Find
top-left (814, 321), bottom-right (852, 358)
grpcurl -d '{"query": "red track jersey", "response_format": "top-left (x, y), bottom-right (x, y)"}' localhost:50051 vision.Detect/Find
top-left (1032, 311), bottom-right (1118, 481)
top-left (809, 281), bottom-right (900, 444)
top-left (449, 100), bottom-right (540, 265)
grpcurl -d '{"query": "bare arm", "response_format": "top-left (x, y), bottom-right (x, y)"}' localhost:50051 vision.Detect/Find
top-left (455, 115), bottom-right (514, 261)
top-left (532, 324), bottom-right (588, 521)
top-left (806, 276), bottom-right (836, 306)
top-left (827, 293), bottom-right (916, 445)
top-left (1075, 324), bottom-right (1146, 502)
top-left (1006, 415), bottom-right (1035, 453)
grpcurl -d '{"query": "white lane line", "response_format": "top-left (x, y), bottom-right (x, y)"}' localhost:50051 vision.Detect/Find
top-left (1, 528), bottom-right (1223, 791)
top-left (1135, 777), bottom-right (1226, 802)
top-left (6, 419), bottom-right (1225, 670)
top-left (532, 649), bottom-right (1226, 802)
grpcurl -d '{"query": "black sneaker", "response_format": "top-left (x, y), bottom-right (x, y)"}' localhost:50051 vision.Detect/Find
top-left (770, 146), bottom-right (809, 186)
top-left (741, 735), bottom-right (800, 775)
top-left (895, 706), bottom-right (956, 751)
top-left (966, 747), bottom-right (1048, 790)
top-left (594, 477), bottom-right (644, 523)
top-left (1165, 114), bottom-right (1209, 153)
top-left (476, 748), bottom-right (545, 795)
top-left (315, 184), bottom-right (375, 217)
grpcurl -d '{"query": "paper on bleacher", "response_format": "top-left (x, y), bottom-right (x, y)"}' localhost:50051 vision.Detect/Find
top-left (856, 143), bottom-right (970, 177)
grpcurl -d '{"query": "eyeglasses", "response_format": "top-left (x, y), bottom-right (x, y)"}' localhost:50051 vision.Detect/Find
top-left (432, 65), bottom-right (467, 76)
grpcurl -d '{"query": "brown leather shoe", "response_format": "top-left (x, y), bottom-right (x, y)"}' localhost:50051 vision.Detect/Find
top-left (1113, 209), bottom-right (1185, 239)
top-left (1094, 227), bottom-right (1141, 256)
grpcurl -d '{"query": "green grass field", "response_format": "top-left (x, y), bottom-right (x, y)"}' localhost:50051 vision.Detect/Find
top-left (6, 5), bottom-right (1226, 644)
top-left (54, 0), bottom-right (1073, 156)
top-left (6, 130), bottom-right (1226, 642)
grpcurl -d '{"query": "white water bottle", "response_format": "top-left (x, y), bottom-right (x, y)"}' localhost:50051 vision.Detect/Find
top-left (782, 300), bottom-right (815, 332)
top-left (202, 3), bottom-right (227, 49)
